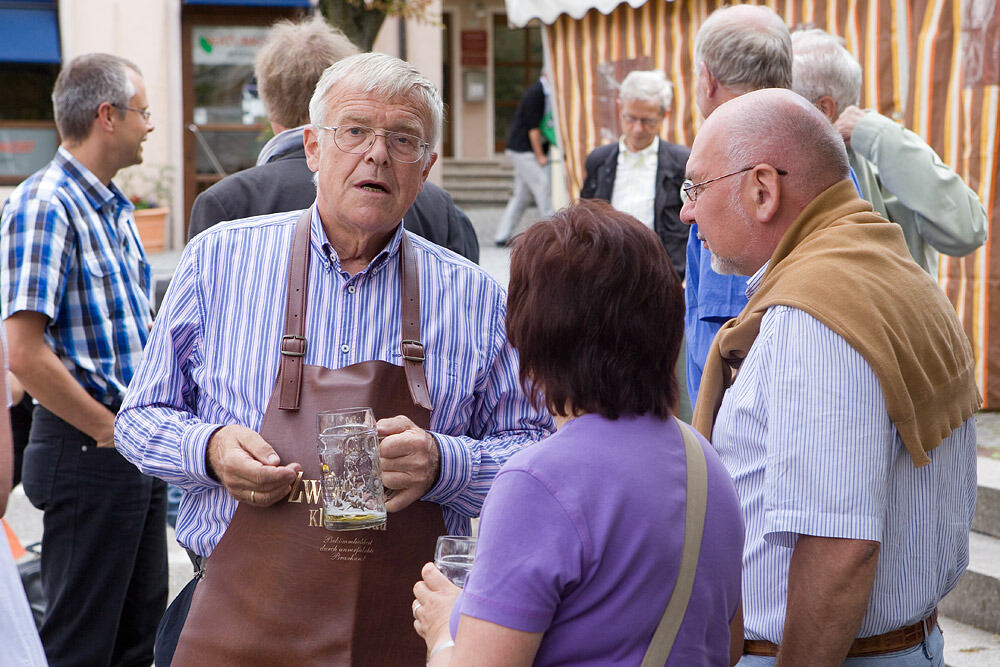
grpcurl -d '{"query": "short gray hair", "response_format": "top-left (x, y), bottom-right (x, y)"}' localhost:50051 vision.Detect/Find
top-left (791, 28), bottom-right (862, 117)
top-left (52, 53), bottom-right (139, 144)
top-left (256, 16), bottom-right (359, 129)
top-left (694, 5), bottom-right (792, 92)
top-left (619, 70), bottom-right (673, 112)
top-left (308, 52), bottom-right (443, 152)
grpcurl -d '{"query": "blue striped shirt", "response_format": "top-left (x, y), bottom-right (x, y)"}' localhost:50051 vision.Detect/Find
top-left (115, 207), bottom-right (553, 557)
top-left (1, 147), bottom-right (152, 403)
top-left (713, 265), bottom-right (976, 642)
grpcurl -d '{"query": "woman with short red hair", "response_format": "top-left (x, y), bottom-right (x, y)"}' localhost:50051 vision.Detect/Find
top-left (413, 200), bottom-right (745, 666)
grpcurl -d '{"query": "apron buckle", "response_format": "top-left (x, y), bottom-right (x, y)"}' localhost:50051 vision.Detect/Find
top-left (401, 339), bottom-right (425, 362)
top-left (281, 335), bottom-right (307, 357)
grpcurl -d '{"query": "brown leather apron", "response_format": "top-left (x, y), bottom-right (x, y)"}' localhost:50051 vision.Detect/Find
top-left (171, 210), bottom-right (446, 666)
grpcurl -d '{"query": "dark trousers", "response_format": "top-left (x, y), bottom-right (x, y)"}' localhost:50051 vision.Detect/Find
top-left (21, 405), bottom-right (168, 667)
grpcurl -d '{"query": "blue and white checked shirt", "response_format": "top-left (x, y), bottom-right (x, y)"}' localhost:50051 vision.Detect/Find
top-left (713, 264), bottom-right (977, 642)
top-left (116, 207), bottom-right (553, 557)
top-left (1, 147), bottom-right (152, 403)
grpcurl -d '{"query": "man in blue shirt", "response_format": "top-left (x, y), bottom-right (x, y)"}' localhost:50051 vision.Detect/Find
top-left (1, 53), bottom-right (166, 667)
top-left (684, 4), bottom-right (793, 409)
top-left (116, 52), bottom-right (551, 664)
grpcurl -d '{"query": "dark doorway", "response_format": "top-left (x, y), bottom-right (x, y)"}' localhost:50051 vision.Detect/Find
top-left (492, 14), bottom-right (541, 153)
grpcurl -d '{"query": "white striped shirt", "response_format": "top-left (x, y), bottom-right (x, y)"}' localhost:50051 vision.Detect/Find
top-left (712, 266), bottom-right (976, 642)
top-left (115, 207), bottom-right (553, 557)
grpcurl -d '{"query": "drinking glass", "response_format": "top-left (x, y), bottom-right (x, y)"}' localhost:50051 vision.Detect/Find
top-left (316, 407), bottom-right (386, 531)
top-left (434, 535), bottom-right (477, 588)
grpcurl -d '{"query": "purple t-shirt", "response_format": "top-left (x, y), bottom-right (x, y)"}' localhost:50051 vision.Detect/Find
top-left (451, 414), bottom-right (743, 666)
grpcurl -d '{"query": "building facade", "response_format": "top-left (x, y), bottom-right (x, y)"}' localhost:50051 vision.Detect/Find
top-left (0, 0), bottom-right (542, 249)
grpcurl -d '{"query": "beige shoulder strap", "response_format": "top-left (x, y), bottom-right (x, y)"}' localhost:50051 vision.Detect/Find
top-left (640, 417), bottom-right (709, 666)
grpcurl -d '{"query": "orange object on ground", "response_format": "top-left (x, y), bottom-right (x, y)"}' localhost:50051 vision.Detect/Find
top-left (3, 518), bottom-right (27, 560)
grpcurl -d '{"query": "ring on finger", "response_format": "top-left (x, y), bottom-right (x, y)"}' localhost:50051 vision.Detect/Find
top-left (250, 489), bottom-right (256, 504)
top-left (413, 602), bottom-right (422, 619)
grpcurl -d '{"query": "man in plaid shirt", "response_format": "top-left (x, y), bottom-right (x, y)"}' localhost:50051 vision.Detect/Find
top-left (1, 53), bottom-right (167, 667)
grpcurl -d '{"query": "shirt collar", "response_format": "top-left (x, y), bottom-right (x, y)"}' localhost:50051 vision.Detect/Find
top-left (256, 126), bottom-right (307, 166)
top-left (55, 146), bottom-right (133, 214)
top-left (745, 262), bottom-right (769, 298)
top-left (618, 135), bottom-right (659, 159)
top-left (311, 205), bottom-right (403, 277)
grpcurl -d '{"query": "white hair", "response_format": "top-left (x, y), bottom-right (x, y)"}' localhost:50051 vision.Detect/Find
top-left (694, 5), bottom-right (792, 91)
top-left (791, 28), bottom-right (863, 116)
top-left (308, 52), bottom-right (443, 152)
top-left (619, 70), bottom-right (673, 112)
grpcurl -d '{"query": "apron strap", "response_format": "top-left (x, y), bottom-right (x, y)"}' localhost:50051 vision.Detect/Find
top-left (400, 232), bottom-right (433, 410)
top-left (278, 209), bottom-right (313, 411)
top-left (278, 210), bottom-right (432, 412)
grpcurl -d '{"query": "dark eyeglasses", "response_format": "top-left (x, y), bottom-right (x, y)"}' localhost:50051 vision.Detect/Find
top-left (114, 105), bottom-right (152, 122)
top-left (621, 113), bottom-right (663, 129)
top-left (315, 125), bottom-right (430, 163)
top-left (683, 165), bottom-right (788, 202)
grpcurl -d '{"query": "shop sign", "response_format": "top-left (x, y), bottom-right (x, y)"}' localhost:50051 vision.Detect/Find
top-left (461, 30), bottom-right (488, 67)
top-left (0, 127), bottom-right (58, 178)
top-left (193, 26), bottom-right (270, 65)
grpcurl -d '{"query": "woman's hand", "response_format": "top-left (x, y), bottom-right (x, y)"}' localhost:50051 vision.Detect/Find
top-left (413, 562), bottom-right (461, 653)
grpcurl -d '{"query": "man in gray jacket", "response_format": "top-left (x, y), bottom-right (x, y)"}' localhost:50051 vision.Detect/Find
top-left (791, 27), bottom-right (987, 274)
top-left (187, 16), bottom-right (479, 263)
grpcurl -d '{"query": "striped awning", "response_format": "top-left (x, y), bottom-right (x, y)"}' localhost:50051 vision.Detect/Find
top-left (504, 0), bottom-right (650, 27)
top-left (539, 0), bottom-right (1000, 406)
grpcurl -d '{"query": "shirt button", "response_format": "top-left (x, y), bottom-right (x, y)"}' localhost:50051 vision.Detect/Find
top-left (340, 344), bottom-right (350, 353)
top-left (347, 285), bottom-right (356, 294)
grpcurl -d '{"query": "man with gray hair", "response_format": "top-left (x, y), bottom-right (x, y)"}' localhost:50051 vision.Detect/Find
top-left (687, 87), bottom-right (978, 666)
top-left (1, 53), bottom-right (167, 666)
top-left (791, 27), bottom-right (987, 274)
top-left (116, 52), bottom-right (551, 665)
top-left (187, 16), bottom-right (479, 262)
top-left (580, 69), bottom-right (690, 278)
top-left (684, 3), bottom-right (793, 410)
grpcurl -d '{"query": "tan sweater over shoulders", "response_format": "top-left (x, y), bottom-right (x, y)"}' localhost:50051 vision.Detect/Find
top-left (693, 180), bottom-right (980, 466)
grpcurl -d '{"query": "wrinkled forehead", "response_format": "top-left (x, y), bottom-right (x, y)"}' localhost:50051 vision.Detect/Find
top-left (688, 123), bottom-right (727, 179)
top-left (323, 83), bottom-right (431, 136)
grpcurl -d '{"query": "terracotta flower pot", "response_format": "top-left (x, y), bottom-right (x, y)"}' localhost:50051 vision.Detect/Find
top-left (133, 207), bottom-right (169, 253)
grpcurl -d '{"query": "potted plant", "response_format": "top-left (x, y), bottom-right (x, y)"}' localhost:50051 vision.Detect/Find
top-left (117, 164), bottom-right (173, 253)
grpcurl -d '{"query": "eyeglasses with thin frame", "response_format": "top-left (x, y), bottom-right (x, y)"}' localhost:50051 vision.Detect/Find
top-left (683, 165), bottom-right (788, 202)
top-left (621, 113), bottom-right (663, 129)
top-left (113, 105), bottom-right (152, 122)
top-left (315, 125), bottom-right (430, 164)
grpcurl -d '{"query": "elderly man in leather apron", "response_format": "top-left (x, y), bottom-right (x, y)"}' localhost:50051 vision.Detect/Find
top-left (115, 52), bottom-right (552, 667)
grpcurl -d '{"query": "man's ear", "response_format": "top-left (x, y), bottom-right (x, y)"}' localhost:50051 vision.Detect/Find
top-left (701, 62), bottom-right (719, 99)
top-left (746, 164), bottom-right (782, 224)
top-left (303, 126), bottom-right (320, 172)
top-left (814, 96), bottom-right (838, 123)
top-left (420, 152), bottom-right (438, 184)
top-left (94, 102), bottom-right (118, 134)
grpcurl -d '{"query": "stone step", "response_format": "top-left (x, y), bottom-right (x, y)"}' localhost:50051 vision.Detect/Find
top-left (451, 190), bottom-right (511, 207)
top-left (940, 614), bottom-right (1000, 666)
top-left (442, 158), bottom-right (504, 169)
top-left (975, 456), bottom-right (1000, 539)
top-left (444, 169), bottom-right (514, 180)
top-left (443, 178), bottom-right (514, 192)
top-left (940, 529), bottom-right (1000, 634)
